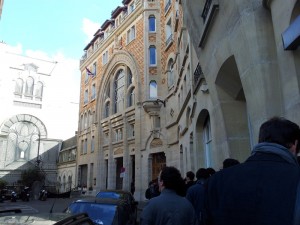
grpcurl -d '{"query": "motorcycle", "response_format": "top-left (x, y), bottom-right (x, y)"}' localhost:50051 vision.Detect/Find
top-left (20, 187), bottom-right (30, 201)
top-left (39, 189), bottom-right (47, 201)
top-left (11, 191), bottom-right (17, 202)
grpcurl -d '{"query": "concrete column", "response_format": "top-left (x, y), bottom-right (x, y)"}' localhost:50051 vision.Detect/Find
top-left (122, 116), bottom-right (130, 191)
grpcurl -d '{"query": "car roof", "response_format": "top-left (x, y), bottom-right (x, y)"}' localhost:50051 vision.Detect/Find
top-left (72, 197), bottom-right (126, 205)
top-left (97, 189), bottom-right (132, 195)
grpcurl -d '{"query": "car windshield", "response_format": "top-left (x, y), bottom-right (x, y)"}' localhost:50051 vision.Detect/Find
top-left (67, 202), bottom-right (117, 225)
top-left (96, 192), bottom-right (121, 199)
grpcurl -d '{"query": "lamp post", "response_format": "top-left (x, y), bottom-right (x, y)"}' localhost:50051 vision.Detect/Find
top-left (35, 130), bottom-right (41, 167)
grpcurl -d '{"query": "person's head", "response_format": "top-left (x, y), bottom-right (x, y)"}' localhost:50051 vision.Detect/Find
top-left (223, 158), bottom-right (240, 169)
top-left (158, 166), bottom-right (185, 196)
top-left (206, 167), bottom-right (216, 176)
top-left (196, 168), bottom-right (210, 180)
top-left (259, 117), bottom-right (300, 154)
top-left (186, 171), bottom-right (195, 182)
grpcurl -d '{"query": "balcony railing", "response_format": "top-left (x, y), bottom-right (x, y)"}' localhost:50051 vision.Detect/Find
top-left (164, 0), bottom-right (171, 13)
top-left (201, 0), bottom-right (212, 22)
top-left (165, 34), bottom-right (173, 47)
top-left (194, 63), bottom-right (204, 87)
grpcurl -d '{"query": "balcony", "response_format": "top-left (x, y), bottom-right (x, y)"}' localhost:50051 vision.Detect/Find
top-left (164, 0), bottom-right (171, 13)
top-left (199, 0), bottom-right (219, 48)
top-left (165, 34), bottom-right (173, 50)
top-left (142, 99), bottom-right (165, 116)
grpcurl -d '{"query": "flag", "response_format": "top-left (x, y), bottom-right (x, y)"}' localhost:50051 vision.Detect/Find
top-left (86, 67), bottom-right (95, 76)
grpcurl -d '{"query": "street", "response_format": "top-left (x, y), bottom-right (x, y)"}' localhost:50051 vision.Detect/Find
top-left (0, 197), bottom-right (147, 224)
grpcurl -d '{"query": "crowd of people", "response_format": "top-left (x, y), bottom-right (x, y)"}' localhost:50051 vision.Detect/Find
top-left (140, 116), bottom-right (300, 225)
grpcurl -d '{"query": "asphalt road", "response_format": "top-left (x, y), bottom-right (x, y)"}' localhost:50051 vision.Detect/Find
top-left (0, 197), bottom-right (147, 224)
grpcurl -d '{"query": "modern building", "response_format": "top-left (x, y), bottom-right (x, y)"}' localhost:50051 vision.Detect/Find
top-left (0, 42), bottom-right (78, 188)
top-left (78, 0), bottom-right (203, 200)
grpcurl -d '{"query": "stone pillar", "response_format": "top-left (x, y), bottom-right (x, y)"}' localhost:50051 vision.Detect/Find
top-left (122, 116), bottom-right (130, 191)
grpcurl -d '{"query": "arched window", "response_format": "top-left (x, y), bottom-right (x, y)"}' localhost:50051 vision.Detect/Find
top-left (105, 102), bottom-right (110, 118)
top-left (88, 110), bottom-right (93, 127)
top-left (68, 176), bottom-right (72, 191)
top-left (149, 46), bottom-right (156, 66)
top-left (128, 68), bottom-right (133, 86)
top-left (25, 76), bottom-right (34, 96)
top-left (63, 175), bottom-right (66, 191)
top-left (114, 69), bottom-right (125, 113)
top-left (149, 80), bottom-right (157, 99)
top-left (81, 115), bottom-right (84, 131)
top-left (149, 15), bottom-right (156, 32)
top-left (15, 78), bottom-right (23, 95)
top-left (84, 113), bottom-right (88, 129)
top-left (128, 87), bottom-right (135, 107)
top-left (203, 116), bottom-right (212, 168)
top-left (106, 82), bottom-right (110, 98)
top-left (167, 58), bottom-right (174, 87)
top-left (35, 81), bottom-right (43, 100)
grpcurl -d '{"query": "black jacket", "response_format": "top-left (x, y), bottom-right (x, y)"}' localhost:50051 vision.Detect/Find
top-left (204, 143), bottom-right (300, 225)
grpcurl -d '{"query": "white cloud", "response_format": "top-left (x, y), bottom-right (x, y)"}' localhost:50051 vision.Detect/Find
top-left (81, 18), bottom-right (100, 44)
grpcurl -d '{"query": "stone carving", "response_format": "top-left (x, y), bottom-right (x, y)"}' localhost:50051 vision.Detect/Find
top-left (114, 148), bottom-right (123, 155)
top-left (150, 138), bottom-right (163, 148)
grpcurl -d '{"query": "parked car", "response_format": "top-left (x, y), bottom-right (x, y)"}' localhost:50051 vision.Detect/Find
top-left (0, 207), bottom-right (92, 225)
top-left (65, 197), bottom-right (137, 225)
top-left (95, 189), bottom-right (138, 223)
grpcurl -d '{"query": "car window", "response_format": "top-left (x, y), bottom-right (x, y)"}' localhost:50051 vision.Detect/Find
top-left (68, 202), bottom-right (117, 225)
top-left (96, 192), bottom-right (120, 199)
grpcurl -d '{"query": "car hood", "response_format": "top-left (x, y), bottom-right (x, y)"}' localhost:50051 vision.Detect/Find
top-left (0, 213), bottom-right (69, 225)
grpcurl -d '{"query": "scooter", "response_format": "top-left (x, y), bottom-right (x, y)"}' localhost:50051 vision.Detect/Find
top-left (20, 187), bottom-right (30, 201)
top-left (39, 189), bottom-right (47, 201)
top-left (11, 191), bottom-right (17, 202)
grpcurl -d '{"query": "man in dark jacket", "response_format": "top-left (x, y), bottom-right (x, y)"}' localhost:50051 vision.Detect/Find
top-left (204, 117), bottom-right (300, 225)
top-left (140, 166), bottom-right (196, 225)
top-left (186, 168), bottom-right (210, 225)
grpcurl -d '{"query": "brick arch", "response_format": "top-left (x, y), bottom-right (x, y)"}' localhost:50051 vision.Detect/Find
top-left (95, 50), bottom-right (141, 122)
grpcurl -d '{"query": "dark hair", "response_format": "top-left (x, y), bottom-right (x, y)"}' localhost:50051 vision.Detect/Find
top-left (186, 171), bottom-right (195, 180)
top-left (223, 158), bottom-right (240, 169)
top-left (259, 117), bottom-right (300, 150)
top-left (206, 167), bottom-right (216, 176)
top-left (160, 166), bottom-right (185, 196)
top-left (196, 168), bottom-right (210, 180)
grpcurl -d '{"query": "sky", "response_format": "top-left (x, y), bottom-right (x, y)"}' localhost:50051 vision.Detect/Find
top-left (0, 0), bottom-right (122, 139)
top-left (0, 0), bottom-right (122, 58)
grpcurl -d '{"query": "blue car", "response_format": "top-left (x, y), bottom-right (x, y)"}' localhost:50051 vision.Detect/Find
top-left (65, 197), bottom-right (137, 225)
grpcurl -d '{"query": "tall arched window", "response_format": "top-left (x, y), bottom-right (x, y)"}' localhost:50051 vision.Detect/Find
top-left (81, 115), bottom-right (84, 131)
top-left (25, 76), bottom-right (34, 96)
top-left (88, 110), bottom-right (93, 127)
top-left (128, 87), bottom-right (135, 107)
top-left (128, 69), bottom-right (133, 86)
top-left (84, 113), bottom-right (88, 129)
top-left (105, 102), bottom-right (110, 118)
top-left (114, 69), bottom-right (125, 113)
top-left (149, 80), bottom-right (157, 99)
top-left (203, 116), bottom-right (212, 168)
top-left (35, 81), bottom-right (43, 100)
top-left (149, 15), bottom-right (156, 32)
top-left (15, 78), bottom-right (24, 95)
top-left (167, 58), bottom-right (174, 87)
top-left (149, 46), bottom-right (157, 66)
